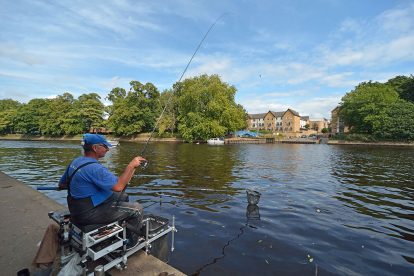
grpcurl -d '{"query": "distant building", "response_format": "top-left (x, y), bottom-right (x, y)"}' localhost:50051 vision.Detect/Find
top-left (89, 127), bottom-right (112, 134)
top-left (247, 109), bottom-right (301, 133)
top-left (308, 118), bottom-right (329, 132)
top-left (300, 116), bottom-right (310, 129)
top-left (330, 106), bottom-right (349, 134)
top-left (247, 113), bottom-right (267, 130)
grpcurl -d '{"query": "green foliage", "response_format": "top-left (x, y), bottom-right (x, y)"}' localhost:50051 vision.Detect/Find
top-left (75, 93), bottom-right (105, 133)
top-left (340, 82), bottom-right (399, 134)
top-left (321, 128), bottom-right (329, 133)
top-left (40, 94), bottom-right (73, 135)
top-left (0, 99), bottom-right (20, 134)
top-left (339, 76), bottom-right (414, 141)
top-left (386, 75), bottom-right (414, 103)
top-left (258, 129), bottom-right (272, 134)
top-left (175, 74), bottom-right (247, 142)
top-left (107, 81), bottom-right (161, 136)
top-left (0, 99), bottom-right (20, 112)
top-left (10, 93), bottom-right (106, 136)
top-left (331, 133), bottom-right (378, 142)
top-left (378, 100), bottom-right (414, 140)
top-left (14, 99), bottom-right (48, 134)
top-left (157, 89), bottom-right (178, 135)
top-left (0, 109), bottom-right (17, 134)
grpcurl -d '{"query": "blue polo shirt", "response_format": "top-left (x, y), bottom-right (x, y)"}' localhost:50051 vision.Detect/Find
top-left (60, 156), bottom-right (118, 207)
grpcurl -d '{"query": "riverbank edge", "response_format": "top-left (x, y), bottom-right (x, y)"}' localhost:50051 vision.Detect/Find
top-left (327, 140), bottom-right (414, 146)
top-left (0, 134), bottom-right (184, 143)
top-left (1, 134), bottom-right (412, 146)
top-left (0, 171), bottom-right (185, 276)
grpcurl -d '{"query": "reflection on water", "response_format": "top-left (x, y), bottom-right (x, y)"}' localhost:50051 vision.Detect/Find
top-left (0, 140), bottom-right (413, 275)
top-left (246, 204), bottom-right (260, 220)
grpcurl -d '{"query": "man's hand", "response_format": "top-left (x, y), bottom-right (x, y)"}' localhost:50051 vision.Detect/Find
top-left (113, 156), bottom-right (147, 192)
top-left (129, 156), bottom-right (147, 168)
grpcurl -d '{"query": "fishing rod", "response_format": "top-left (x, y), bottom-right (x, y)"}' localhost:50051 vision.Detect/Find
top-left (115, 14), bottom-right (226, 205)
top-left (139, 13), bottom-right (226, 163)
top-left (36, 186), bottom-right (231, 192)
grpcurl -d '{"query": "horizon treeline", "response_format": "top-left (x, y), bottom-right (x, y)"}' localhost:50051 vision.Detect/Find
top-left (0, 74), bottom-right (247, 142)
top-left (1, 74), bottom-right (413, 141)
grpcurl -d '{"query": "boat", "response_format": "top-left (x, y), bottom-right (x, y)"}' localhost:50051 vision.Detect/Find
top-left (207, 137), bottom-right (225, 145)
top-left (107, 139), bottom-right (120, 147)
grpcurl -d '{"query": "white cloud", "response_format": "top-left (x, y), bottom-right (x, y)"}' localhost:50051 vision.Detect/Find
top-left (296, 95), bottom-right (342, 118)
top-left (239, 99), bottom-right (289, 114)
top-left (319, 72), bottom-right (361, 88)
top-left (376, 3), bottom-right (414, 34)
top-left (338, 18), bottom-right (364, 35)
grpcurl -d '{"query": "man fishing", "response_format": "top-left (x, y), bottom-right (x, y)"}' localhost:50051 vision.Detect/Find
top-left (59, 133), bottom-right (146, 247)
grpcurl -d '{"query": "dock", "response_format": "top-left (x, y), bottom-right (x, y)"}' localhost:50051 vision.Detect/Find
top-left (0, 171), bottom-right (185, 276)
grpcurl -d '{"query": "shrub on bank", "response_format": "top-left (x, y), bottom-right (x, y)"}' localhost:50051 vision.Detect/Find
top-left (331, 133), bottom-right (377, 142)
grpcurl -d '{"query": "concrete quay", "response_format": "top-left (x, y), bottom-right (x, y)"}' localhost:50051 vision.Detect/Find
top-left (0, 171), bottom-right (185, 276)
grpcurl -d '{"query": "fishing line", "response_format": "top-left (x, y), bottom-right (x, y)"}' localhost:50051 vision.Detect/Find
top-left (117, 14), bottom-right (227, 205)
top-left (139, 13), bottom-right (226, 159)
top-left (191, 204), bottom-right (260, 276)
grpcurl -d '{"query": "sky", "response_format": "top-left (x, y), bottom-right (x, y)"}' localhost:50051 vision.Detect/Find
top-left (1, 0), bottom-right (413, 119)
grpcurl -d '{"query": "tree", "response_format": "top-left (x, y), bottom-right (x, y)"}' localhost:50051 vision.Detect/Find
top-left (14, 99), bottom-right (48, 134)
top-left (0, 99), bottom-right (20, 134)
top-left (175, 74), bottom-right (247, 142)
top-left (59, 93), bottom-right (84, 135)
top-left (378, 100), bottom-right (414, 140)
top-left (340, 81), bottom-right (399, 134)
top-left (0, 99), bottom-right (20, 112)
top-left (107, 81), bottom-right (161, 135)
top-left (157, 89), bottom-right (178, 135)
top-left (0, 109), bottom-right (18, 134)
top-left (39, 93), bottom-right (75, 135)
top-left (386, 75), bottom-right (414, 103)
top-left (75, 93), bottom-right (105, 132)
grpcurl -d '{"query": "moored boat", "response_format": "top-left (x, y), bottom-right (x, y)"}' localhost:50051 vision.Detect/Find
top-left (107, 139), bottom-right (120, 147)
top-left (207, 137), bottom-right (225, 145)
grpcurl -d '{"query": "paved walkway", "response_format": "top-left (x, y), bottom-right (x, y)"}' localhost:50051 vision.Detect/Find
top-left (0, 171), bottom-right (185, 275)
top-left (0, 171), bottom-right (62, 274)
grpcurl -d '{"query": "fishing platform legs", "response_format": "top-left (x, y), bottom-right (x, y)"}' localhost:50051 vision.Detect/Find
top-left (48, 210), bottom-right (177, 275)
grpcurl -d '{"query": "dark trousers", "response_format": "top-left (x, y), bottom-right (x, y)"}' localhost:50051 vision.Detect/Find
top-left (68, 192), bottom-right (143, 244)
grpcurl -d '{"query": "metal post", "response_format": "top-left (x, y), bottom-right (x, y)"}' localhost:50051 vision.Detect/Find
top-left (82, 233), bottom-right (87, 276)
top-left (145, 219), bottom-right (149, 254)
top-left (94, 265), bottom-right (104, 276)
top-left (122, 221), bottom-right (127, 252)
top-left (171, 215), bottom-right (175, 252)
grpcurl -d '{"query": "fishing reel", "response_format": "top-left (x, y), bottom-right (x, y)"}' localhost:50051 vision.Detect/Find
top-left (140, 160), bottom-right (149, 169)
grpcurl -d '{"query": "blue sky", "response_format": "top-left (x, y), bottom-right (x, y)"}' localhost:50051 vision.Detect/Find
top-left (1, 0), bottom-right (413, 119)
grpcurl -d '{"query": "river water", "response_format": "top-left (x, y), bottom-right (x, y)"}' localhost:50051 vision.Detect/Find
top-left (0, 140), bottom-right (413, 275)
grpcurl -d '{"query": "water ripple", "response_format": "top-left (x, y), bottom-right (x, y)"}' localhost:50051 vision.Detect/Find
top-left (0, 141), bottom-right (413, 275)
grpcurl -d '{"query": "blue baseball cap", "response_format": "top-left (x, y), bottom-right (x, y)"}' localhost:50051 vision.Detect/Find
top-left (82, 134), bottom-right (112, 148)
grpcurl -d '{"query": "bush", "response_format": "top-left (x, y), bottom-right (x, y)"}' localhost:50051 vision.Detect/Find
top-left (330, 133), bottom-right (377, 142)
